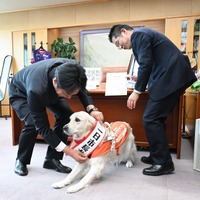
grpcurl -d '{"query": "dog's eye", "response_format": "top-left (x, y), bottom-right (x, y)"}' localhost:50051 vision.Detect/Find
top-left (75, 117), bottom-right (81, 122)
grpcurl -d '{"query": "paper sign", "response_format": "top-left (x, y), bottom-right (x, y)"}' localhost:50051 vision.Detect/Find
top-left (105, 72), bottom-right (127, 96)
top-left (85, 67), bottom-right (102, 90)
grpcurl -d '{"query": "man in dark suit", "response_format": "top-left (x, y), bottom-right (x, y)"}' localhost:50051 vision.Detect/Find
top-left (9, 58), bottom-right (103, 176)
top-left (108, 24), bottom-right (197, 176)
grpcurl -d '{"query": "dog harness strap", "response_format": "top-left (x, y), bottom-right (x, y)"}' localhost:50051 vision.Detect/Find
top-left (69, 121), bottom-right (106, 156)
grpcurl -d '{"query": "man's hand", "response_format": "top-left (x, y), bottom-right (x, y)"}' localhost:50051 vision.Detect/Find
top-left (90, 111), bottom-right (104, 124)
top-left (127, 91), bottom-right (140, 109)
top-left (86, 105), bottom-right (104, 124)
top-left (126, 74), bottom-right (137, 81)
top-left (63, 146), bottom-right (88, 163)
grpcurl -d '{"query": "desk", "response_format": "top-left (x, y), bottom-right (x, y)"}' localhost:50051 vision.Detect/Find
top-left (11, 89), bottom-right (183, 158)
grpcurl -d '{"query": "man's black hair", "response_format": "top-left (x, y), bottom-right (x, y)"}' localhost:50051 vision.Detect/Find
top-left (55, 62), bottom-right (87, 94)
top-left (108, 24), bottom-right (133, 43)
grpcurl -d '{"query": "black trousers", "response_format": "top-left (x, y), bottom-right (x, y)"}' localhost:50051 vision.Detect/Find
top-left (143, 89), bottom-right (184, 165)
top-left (10, 98), bottom-right (73, 165)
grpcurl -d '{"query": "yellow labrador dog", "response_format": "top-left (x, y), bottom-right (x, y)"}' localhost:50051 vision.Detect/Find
top-left (52, 111), bottom-right (137, 193)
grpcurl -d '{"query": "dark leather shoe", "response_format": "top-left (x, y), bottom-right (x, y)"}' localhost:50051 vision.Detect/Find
top-left (14, 159), bottom-right (28, 176)
top-left (141, 156), bottom-right (154, 165)
top-left (43, 159), bottom-right (72, 173)
top-left (143, 162), bottom-right (175, 176)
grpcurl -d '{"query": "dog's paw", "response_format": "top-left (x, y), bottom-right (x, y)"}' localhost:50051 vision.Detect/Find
top-left (126, 160), bottom-right (134, 168)
top-left (51, 181), bottom-right (67, 189)
top-left (67, 185), bottom-right (82, 193)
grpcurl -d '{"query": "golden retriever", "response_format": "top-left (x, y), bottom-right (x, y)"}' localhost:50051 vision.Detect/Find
top-left (52, 111), bottom-right (137, 193)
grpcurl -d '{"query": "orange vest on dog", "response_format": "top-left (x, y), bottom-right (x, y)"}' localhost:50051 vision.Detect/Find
top-left (69, 121), bottom-right (128, 158)
top-left (90, 122), bottom-right (128, 158)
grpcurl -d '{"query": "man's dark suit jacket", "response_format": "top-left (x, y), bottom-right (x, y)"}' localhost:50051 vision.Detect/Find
top-left (131, 27), bottom-right (197, 100)
top-left (9, 58), bottom-right (93, 148)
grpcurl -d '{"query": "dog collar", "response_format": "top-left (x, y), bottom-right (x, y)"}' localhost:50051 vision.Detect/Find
top-left (69, 121), bottom-right (106, 156)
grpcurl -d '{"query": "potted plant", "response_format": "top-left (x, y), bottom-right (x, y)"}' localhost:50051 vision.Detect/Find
top-left (51, 37), bottom-right (77, 60)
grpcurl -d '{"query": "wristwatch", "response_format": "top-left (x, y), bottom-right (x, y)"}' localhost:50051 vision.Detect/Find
top-left (88, 107), bottom-right (98, 114)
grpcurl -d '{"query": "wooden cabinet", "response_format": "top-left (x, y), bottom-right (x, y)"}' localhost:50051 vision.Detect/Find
top-left (165, 16), bottom-right (200, 71)
top-left (12, 29), bottom-right (48, 73)
top-left (166, 17), bottom-right (200, 136)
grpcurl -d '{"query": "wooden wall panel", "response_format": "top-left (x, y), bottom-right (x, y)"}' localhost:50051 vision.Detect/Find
top-left (0, 11), bottom-right (29, 31)
top-left (0, 0), bottom-right (199, 32)
top-left (76, 0), bottom-right (130, 25)
top-left (47, 29), bottom-right (60, 53)
top-left (29, 6), bottom-right (76, 29)
top-left (130, 0), bottom-right (192, 20)
top-left (191, 0), bottom-right (200, 15)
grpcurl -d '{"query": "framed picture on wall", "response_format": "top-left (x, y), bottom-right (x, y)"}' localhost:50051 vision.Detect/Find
top-left (79, 29), bottom-right (132, 68)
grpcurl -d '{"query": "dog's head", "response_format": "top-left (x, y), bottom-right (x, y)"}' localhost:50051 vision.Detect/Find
top-left (63, 111), bottom-right (96, 140)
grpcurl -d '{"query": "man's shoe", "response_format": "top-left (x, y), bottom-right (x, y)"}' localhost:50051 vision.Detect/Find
top-left (14, 159), bottom-right (28, 176)
top-left (143, 162), bottom-right (175, 176)
top-left (43, 159), bottom-right (72, 173)
top-left (141, 156), bottom-right (154, 165)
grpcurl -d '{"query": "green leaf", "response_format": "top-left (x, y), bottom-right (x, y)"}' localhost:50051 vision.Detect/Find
top-left (50, 37), bottom-right (77, 59)
top-left (69, 37), bottom-right (73, 43)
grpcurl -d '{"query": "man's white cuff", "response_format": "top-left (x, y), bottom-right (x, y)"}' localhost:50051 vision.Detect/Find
top-left (134, 89), bottom-right (142, 94)
top-left (55, 141), bottom-right (67, 152)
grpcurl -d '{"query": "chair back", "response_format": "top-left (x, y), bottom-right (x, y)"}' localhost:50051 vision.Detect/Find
top-left (0, 55), bottom-right (13, 101)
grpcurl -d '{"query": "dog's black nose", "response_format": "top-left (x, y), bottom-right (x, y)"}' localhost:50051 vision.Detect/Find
top-left (63, 125), bottom-right (68, 134)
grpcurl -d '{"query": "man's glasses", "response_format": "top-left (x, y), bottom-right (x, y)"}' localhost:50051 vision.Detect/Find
top-left (114, 36), bottom-right (122, 50)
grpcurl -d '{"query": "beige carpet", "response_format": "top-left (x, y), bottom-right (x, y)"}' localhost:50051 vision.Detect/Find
top-left (0, 117), bottom-right (200, 200)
